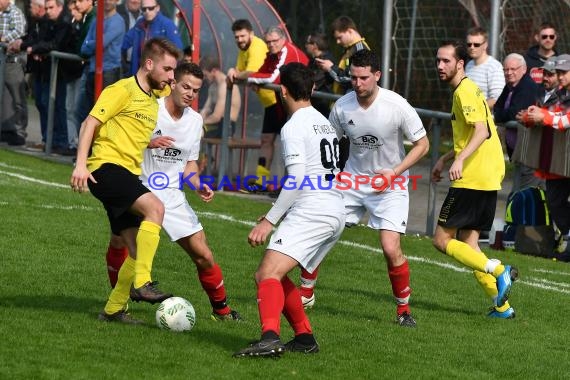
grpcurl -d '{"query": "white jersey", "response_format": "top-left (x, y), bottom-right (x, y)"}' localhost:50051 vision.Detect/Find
top-left (140, 97), bottom-right (203, 190)
top-left (266, 106), bottom-right (345, 272)
top-left (281, 106), bottom-right (342, 204)
top-left (330, 87), bottom-right (426, 183)
top-left (265, 106), bottom-right (344, 224)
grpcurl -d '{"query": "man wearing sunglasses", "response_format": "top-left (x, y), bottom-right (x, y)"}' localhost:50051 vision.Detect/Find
top-left (122, 0), bottom-right (183, 76)
top-left (524, 22), bottom-right (558, 84)
top-left (464, 27), bottom-right (504, 110)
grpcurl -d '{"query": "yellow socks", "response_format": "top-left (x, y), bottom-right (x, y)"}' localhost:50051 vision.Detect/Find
top-left (134, 220), bottom-right (161, 288)
top-left (446, 239), bottom-right (506, 277)
top-left (445, 239), bottom-right (489, 272)
top-left (104, 256), bottom-right (135, 314)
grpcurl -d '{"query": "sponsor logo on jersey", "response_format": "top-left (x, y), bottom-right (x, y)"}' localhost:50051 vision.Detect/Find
top-left (353, 134), bottom-right (381, 149)
top-left (274, 239), bottom-right (283, 245)
top-left (348, 119), bottom-right (355, 125)
top-left (135, 112), bottom-right (156, 124)
top-left (154, 130), bottom-right (162, 136)
top-left (164, 148), bottom-right (181, 157)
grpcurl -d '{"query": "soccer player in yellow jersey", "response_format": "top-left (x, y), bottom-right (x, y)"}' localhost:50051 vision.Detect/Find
top-left (433, 41), bottom-right (519, 319)
top-left (70, 38), bottom-right (181, 324)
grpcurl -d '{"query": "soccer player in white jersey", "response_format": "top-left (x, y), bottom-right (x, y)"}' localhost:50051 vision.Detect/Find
top-left (138, 62), bottom-right (241, 321)
top-left (233, 62), bottom-right (345, 358)
top-left (300, 49), bottom-right (429, 327)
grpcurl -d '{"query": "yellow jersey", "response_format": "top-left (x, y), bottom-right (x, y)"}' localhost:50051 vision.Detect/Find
top-left (87, 76), bottom-right (160, 175)
top-left (451, 77), bottom-right (505, 190)
top-left (236, 35), bottom-right (276, 107)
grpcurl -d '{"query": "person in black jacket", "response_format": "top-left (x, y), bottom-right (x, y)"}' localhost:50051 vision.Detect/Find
top-left (523, 23), bottom-right (558, 85)
top-left (304, 32), bottom-right (335, 117)
top-left (494, 53), bottom-right (542, 190)
top-left (19, 0), bottom-right (73, 154)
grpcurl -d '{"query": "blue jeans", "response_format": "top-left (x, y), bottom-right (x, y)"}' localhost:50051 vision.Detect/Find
top-left (35, 78), bottom-right (68, 148)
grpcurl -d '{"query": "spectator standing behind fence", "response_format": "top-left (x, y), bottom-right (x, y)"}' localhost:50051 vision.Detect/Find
top-left (117, 0), bottom-right (141, 76)
top-left (60, 0), bottom-right (84, 152)
top-left (315, 15), bottom-right (369, 95)
top-left (524, 23), bottom-right (558, 85)
top-left (464, 27), bottom-right (504, 110)
top-left (519, 55), bottom-right (570, 261)
top-left (71, 0), bottom-right (94, 137)
top-left (225, 18), bottom-right (273, 165)
top-left (9, 0), bottom-right (44, 150)
top-left (19, 0), bottom-right (72, 155)
top-left (304, 32), bottom-right (335, 117)
top-left (121, 0), bottom-right (182, 77)
top-left (494, 53), bottom-right (542, 190)
top-left (76, 0), bottom-right (125, 129)
top-left (199, 56), bottom-right (241, 139)
top-left (245, 26), bottom-right (309, 192)
top-left (0, 0), bottom-right (27, 147)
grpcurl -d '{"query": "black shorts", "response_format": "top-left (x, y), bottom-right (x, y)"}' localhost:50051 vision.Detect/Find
top-left (437, 187), bottom-right (497, 231)
top-left (262, 103), bottom-right (286, 134)
top-left (88, 163), bottom-right (148, 235)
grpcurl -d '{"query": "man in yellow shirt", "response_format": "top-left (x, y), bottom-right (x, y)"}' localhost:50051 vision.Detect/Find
top-left (70, 38), bottom-right (181, 324)
top-left (226, 19), bottom-right (279, 191)
top-left (433, 40), bottom-right (518, 319)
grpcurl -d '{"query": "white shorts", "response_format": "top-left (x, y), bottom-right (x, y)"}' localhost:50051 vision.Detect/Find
top-left (152, 188), bottom-right (203, 241)
top-left (342, 186), bottom-right (409, 233)
top-left (267, 205), bottom-right (345, 273)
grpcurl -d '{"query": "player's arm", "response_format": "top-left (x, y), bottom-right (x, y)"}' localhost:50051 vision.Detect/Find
top-left (248, 162), bottom-right (304, 247)
top-left (202, 77), bottom-right (227, 125)
top-left (448, 121), bottom-right (489, 181)
top-left (70, 115), bottom-right (101, 192)
top-left (373, 135), bottom-right (428, 193)
top-left (182, 160), bottom-right (213, 202)
top-left (392, 135), bottom-right (429, 177)
top-left (431, 150), bottom-right (455, 182)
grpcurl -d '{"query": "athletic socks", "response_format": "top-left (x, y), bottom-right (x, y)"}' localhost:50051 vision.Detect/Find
top-left (388, 260), bottom-right (412, 315)
top-left (299, 266), bottom-right (320, 299)
top-left (445, 239), bottom-right (505, 276)
top-left (474, 270), bottom-right (498, 299)
top-left (282, 276), bottom-right (312, 335)
top-left (257, 278), bottom-right (284, 335)
top-left (198, 264), bottom-right (230, 315)
top-left (104, 256), bottom-right (135, 314)
top-left (106, 245), bottom-right (128, 288)
top-left (134, 220), bottom-right (161, 288)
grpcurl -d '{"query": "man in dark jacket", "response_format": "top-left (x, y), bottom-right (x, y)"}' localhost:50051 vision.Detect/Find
top-left (304, 32), bottom-right (335, 117)
top-left (20, 0), bottom-right (73, 154)
top-left (524, 23), bottom-right (557, 84)
top-left (494, 53), bottom-right (541, 190)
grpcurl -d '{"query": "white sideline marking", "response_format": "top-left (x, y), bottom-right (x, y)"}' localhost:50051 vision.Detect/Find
top-left (526, 277), bottom-right (570, 289)
top-left (520, 280), bottom-right (570, 294)
top-left (0, 170), bottom-right (68, 188)
top-left (2, 162), bottom-right (570, 296)
top-left (0, 162), bottom-right (33, 171)
top-left (532, 268), bottom-right (570, 277)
